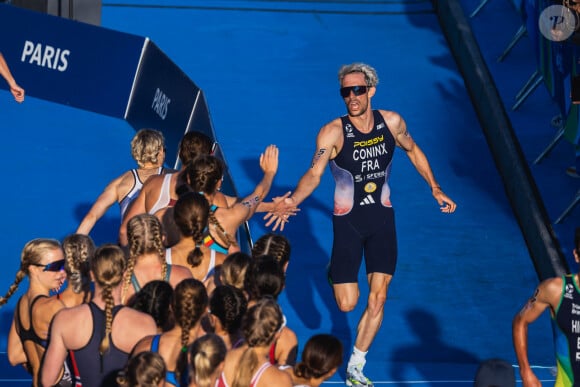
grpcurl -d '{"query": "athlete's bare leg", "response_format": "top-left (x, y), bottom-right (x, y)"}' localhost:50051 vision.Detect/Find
top-left (333, 272), bottom-right (391, 351)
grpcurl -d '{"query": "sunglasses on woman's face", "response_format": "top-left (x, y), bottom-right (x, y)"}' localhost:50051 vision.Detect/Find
top-left (31, 259), bottom-right (65, 272)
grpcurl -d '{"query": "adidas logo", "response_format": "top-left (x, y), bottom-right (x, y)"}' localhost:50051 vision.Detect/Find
top-left (359, 194), bottom-right (375, 206)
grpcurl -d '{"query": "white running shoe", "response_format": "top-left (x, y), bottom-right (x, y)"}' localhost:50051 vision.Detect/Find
top-left (346, 366), bottom-right (374, 386)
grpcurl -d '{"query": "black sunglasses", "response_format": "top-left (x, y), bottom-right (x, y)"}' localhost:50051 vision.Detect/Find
top-left (31, 259), bottom-right (65, 272)
top-left (340, 85), bottom-right (368, 98)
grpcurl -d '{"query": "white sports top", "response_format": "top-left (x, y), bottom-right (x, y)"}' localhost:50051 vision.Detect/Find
top-left (165, 248), bottom-right (216, 282)
top-left (119, 167), bottom-right (163, 217)
top-left (149, 173), bottom-right (174, 215)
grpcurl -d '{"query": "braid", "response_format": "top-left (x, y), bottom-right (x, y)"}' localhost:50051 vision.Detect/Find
top-left (251, 233), bottom-right (291, 268)
top-left (187, 211), bottom-right (206, 268)
top-left (126, 214), bottom-right (168, 298)
top-left (91, 244), bottom-right (126, 354)
top-left (174, 192), bottom-right (210, 268)
top-left (173, 279), bottom-right (208, 384)
top-left (173, 279), bottom-right (208, 346)
top-left (122, 246), bottom-right (137, 304)
top-left (209, 285), bottom-right (247, 334)
top-left (185, 155), bottom-right (224, 195)
top-left (243, 299), bottom-right (282, 348)
top-left (209, 211), bottom-right (237, 248)
top-left (63, 234), bottom-right (95, 294)
top-left (0, 270), bottom-right (26, 307)
top-left (99, 284), bottom-right (114, 354)
top-left (151, 220), bottom-right (168, 281)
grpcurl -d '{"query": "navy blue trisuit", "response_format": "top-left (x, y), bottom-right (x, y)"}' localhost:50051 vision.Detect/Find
top-left (328, 110), bottom-right (398, 284)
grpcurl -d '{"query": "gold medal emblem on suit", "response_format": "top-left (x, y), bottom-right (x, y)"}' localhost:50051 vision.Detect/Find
top-left (364, 182), bottom-right (377, 193)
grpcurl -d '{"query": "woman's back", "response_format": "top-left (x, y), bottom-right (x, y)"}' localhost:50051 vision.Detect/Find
top-left (49, 301), bottom-right (158, 387)
top-left (123, 214), bottom-right (193, 304)
top-left (13, 293), bottom-right (64, 385)
top-left (41, 244), bottom-right (158, 387)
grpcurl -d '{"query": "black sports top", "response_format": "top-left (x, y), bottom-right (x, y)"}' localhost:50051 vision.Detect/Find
top-left (15, 295), bottom-right (49, 348)
top-left (71, 302), bottom-right (128, 387)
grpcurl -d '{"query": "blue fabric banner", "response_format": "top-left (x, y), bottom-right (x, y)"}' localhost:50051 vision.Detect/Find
top-left (0, 3), bottom-right (145, 118)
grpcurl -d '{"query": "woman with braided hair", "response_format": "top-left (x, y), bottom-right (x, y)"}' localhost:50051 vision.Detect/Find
top-left (41, 244), bottom-right (157, 387)
top-left (117, 351), bottom-right (167, 387)
top-left (129, 280), bottom-right (174, 333)
top-left (4, 239), bottom-right (67, 387)
top-left (167, 191), bottom-right (222, 288)
top-left (207, 285), bottom-right (247, 350)
top-left (183, 145), bottom-right (279, 256)
top-left (251, 233), bottom-right (292, 272)
top-left (283, 334), bottom-right (343, 387)
top-left (57, 233), bottom-right (95, 307)
top-left (187, 333), bottom-right (227, 387)
top-left (132, 278), bottom-right (208, 387)
top-left (121, 213), bottom-right (192, 304)
top-left (217, 298), bottom-right (293, 387)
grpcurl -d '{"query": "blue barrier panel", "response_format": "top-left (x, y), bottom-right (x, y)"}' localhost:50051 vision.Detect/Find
top-left (0, 3), bottom-right (145, 118)
top-left (125, 40), bottom-right (202, 166)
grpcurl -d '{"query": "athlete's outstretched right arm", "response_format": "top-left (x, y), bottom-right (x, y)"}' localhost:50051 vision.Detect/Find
top-left (265, 122), bottom-right (341, 231)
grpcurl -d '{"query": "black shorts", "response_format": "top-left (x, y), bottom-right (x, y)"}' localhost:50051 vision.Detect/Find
top-left (328, 206), bottom-right (397, 284)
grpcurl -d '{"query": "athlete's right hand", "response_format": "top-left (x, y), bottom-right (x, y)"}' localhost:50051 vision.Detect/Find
top-left (264, 195), bottom-right (298, 231)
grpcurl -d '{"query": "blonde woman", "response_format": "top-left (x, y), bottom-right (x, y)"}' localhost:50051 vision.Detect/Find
top-left (122, 213), bottom-right (192, 304)
top-left (3, 239), bottom-right (67, 387)
top-left (57, 233), bottom-right (95, 307)
top-left (219, 252), bottom-right (252, 293)
top-left (217, 298), bottom-right (293, 387)
top-left (132, 278), bottom-right (208, 387)
top-left (77, 128), bottom-right (171, 236)
top-left (117, 351), bottom-right (167, 387)
top-left (188, 334), bottom-right (227, 387)
top-left (41, 244), bottom-right (158, 387)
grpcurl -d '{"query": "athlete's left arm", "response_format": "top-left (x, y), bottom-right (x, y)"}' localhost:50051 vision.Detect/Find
top-left (383, 110), bottom-right (457, 213)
